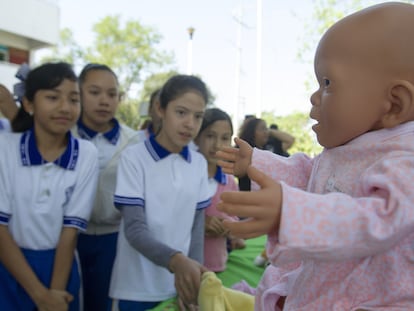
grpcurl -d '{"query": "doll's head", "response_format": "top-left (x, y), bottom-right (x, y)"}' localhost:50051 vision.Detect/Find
top-left (310, 2), bottom-right (414, 148)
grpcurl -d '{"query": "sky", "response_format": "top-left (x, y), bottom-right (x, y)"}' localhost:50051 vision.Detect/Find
top-left (51, 0), bottom-right (317, 124)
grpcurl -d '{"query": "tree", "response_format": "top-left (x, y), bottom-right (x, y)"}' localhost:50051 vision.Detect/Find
top-left (137, 70), bottom-right (178, 105)
top-left (40, 15), bottom-right (176, 129)
top-left (115, 99), bottom-right (142, 130)
top-left (40, 28), bottom-right (83, 65)
top-left (81, 15), bottom-right (175, 98)
top-left (262, 111), bottom-right (322, 157)
top-left (41, 15), bottom-right (174, 97)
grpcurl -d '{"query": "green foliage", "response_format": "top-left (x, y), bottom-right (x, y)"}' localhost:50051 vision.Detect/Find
top-left (262, 110), bottom-right (323, 157)
top-left (297, 0), bottom-right (414, 91)
top-left (81, 15), bottom-right (175, 97)
top-left (115, 99), bottom-right (142, 131)
top-left (138, 71), bottom-right (179, 104)
top-left (41, 15), bottom-right (175, 100)
top-left (40, 15), bottom-right (179, 129)
top-left (82, 16), bottom-right (173, 96)
top-left (40, 28), bottom-right (83, 64)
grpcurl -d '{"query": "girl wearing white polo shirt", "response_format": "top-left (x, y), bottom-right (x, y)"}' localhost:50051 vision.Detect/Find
top-left (0, 62), bottom-right (99, 311)
top-left (110, 74), bottom-right (211, 311)
top-left (74, 63), bottom-right (140, 311)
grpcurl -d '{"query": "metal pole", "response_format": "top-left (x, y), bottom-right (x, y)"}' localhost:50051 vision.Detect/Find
top-left (256, 0), bottom-right (262, 117)
top-left (187, 27), bottom-right (195, 75)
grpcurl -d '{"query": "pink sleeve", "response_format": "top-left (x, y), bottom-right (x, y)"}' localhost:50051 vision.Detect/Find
top-left (252, 149), bottom-right (314, 190)
top-left (267, 154), bottom-right (414, 264)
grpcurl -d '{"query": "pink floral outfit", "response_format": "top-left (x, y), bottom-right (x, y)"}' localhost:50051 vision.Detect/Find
top-left (252, 122), bottom-right (414, 310)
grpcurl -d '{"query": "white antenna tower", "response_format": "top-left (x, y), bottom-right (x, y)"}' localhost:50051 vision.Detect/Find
top-left (256, 0), bottom-right (263, 117)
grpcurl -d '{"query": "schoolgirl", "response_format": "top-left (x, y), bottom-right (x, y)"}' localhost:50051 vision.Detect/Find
top-left (0, 62), bottom-right (98, 311)
top-left (74, 63), bottom-right (140, 311)
top-left (110, 74), bottom-right (212, 311)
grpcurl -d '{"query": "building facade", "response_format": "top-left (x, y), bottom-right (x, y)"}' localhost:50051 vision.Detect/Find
top-left (0, 0), bottom-right (59, 91)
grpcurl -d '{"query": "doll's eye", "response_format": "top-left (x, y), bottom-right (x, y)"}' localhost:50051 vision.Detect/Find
top-left (323, 78), bottom-right (331, 87)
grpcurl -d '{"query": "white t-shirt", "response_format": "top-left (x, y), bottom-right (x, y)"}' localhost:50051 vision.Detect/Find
top-left (0, 129), bottom-right (99, 250)
top-left (0, 118), bottom-right (11, 132)
top-left (110, 135), bottom-right (211, 301)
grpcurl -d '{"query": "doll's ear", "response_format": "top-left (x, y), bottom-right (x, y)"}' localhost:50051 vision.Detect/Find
top-left (381, 80), bottom-right (414, 128)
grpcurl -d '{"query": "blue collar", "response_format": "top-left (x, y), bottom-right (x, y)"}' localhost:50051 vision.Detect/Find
top-left (76, 118), bottom-right (120, 145)
top-left (213, 165), bottom-right (227, 184)
top-left (147, 123), bottom-right (155, 135)
top-left (145, 134), bottom-right (191, 162)
top-left (20, 128), bottom-right (79, 170)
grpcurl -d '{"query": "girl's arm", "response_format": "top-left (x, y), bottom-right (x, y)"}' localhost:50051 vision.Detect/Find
top-left (0, 84), bottom-right (18, 120)
top-left (0, 226), bottom-right (71, 310)
top-left (0, 226), bottom-right (47, 302)
top-left (188, 209), bottom-right (205, 263)
top-left (50, 227), bottom-right (78, 290)
top-left (268, 128), bottom-right (295, 152)
top-left (170, 209), bottom-right (207, 308)
top-left (122, 206), bottom-right (206, 308)
top-left (121, 205), bottom-right (181, 268)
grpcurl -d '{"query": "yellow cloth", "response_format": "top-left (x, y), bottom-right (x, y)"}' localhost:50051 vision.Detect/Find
top-left (198, 271), bottom-right (255, 311)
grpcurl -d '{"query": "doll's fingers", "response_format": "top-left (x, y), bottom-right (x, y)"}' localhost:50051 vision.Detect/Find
top-left (246, 166), bottom-right (276, 189)
top-left (216, 158), bottom-right (234, 169)
top-left (216, 149), bottom-right (237, 162)
top-left (216, 159), bottom-right (236, 176)
top-left (220, 189), bottom-right (270, 207)
top-left (217, 201), bottom-right (266, 219)
top-left (222, 219), bottom-right (267, 239)
top-left (233, 137), bottom-right (250, 149)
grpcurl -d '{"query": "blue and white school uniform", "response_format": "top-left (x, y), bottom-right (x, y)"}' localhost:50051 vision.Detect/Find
top-left (110, 135), bottom-right (211, 302)
top-left (74, 119), bottom-right (140, 311)
top-left (0, 128), bottom-right (99, 311)
top-left (0, 118), bottom-right (11, 132)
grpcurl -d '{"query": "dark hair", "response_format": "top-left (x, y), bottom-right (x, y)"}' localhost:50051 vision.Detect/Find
top-left (238, 117), bottom-right (264, 147)
top-left (148, 88), bottom-right (161, 113)
top-left (12, 62), bottom-right (77, 132)
top-left (78, 63), bottom-right (118, 87)
top-left (159, 74), bottom-right (209, 109)
top-left (197, 108), bottom-right (233, 138)
top-left (269, 123), bottom-right (278, 130)
top-left (244, 114), bottom-right (255, 120)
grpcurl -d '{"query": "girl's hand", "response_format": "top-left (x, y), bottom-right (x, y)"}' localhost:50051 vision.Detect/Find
top-left (0, 84), bottom-right (18, 120)
top-left (177, 296), bottom-right (199, 311)
top-left (35, 288), bottom-right (73, 311)
top-left (169, 253), bottom-right (208, 308)
top-left (229, 237), bottom-right (246, 250)
top-left (218, 166), bottom-right (282, 239)
top-left (205, 216), bottom-right (228, 237)
top-left (216, 137), bottom-right (253, 178)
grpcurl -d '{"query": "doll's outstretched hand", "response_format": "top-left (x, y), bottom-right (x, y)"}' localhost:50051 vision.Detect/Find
top-left (216, 137), bottom-right (253, 178)
top-left (217, 166), bottom-right (282, 239)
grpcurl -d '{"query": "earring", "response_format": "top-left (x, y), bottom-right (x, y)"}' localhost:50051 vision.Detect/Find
top-left (28, 111), bottom-right (33, 116)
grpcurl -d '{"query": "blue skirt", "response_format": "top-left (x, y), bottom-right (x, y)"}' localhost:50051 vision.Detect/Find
top-left (0, 248), bottom-right (80, 311)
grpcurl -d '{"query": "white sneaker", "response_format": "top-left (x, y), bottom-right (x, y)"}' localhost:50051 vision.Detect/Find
top-left (254, 254), bottom-right (268, 267)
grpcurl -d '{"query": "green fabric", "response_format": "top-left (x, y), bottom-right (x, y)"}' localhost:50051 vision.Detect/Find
top-left (149, 235), bottom-right (266, 311)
